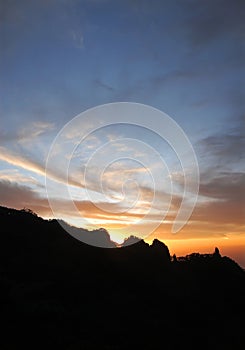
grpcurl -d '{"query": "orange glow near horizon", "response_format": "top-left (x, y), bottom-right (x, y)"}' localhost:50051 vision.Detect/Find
top-left (2, 200), bottom-right (245, 268)
top-left (145, 234), bottom-right (245, 268)
top-left (107, 222), bottom-right (245, 268)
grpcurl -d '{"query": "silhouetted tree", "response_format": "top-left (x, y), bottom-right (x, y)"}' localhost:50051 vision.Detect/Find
top-left (21, 207), bottom-right (38, 216)
top-left (213, 247), bottom-right (221, 258)
top-left (172, 254), bottom-right (177, 263)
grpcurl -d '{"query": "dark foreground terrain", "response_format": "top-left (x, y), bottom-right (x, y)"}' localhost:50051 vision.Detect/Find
top-left (0, 206), bottom-right (245, 349)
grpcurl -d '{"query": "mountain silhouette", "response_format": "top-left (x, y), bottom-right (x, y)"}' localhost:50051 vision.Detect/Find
top-left (0, 205), bottom-right (244, 350)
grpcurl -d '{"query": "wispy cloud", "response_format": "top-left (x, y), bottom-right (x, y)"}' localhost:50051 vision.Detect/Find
top-left (17, 121), bottom-right (55, 145)
top-left (0, 146), bottom-right (81, 188)
top-left (0, 121), bottom-right (55, 145)
top-left (184, 0), bottom-right (245, 49)
top-left (0, 172), bottom-right (244, 242)
top-left (193, 172), bottom-right (245, 225)
top-left (94, 79), bottom-right (115, 92)
top-left (0, 180), bottom-right (49, 214)
top-left (71, 29), bottom-right (84, 49)
top-left (0, 147), bottom-right (48, 177)
top-left (199, 172), bottom-right (245, 201)
top-left (0, 169), bottom-right (41, 186)
top-left (199, 132), bottom-right (245, 166)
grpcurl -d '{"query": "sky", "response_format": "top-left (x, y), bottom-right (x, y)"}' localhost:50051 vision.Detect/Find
top-left (0, 0), bottom-right (244, 266)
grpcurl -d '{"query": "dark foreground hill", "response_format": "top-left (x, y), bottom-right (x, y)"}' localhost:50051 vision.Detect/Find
top-left (0, 206), bottom-right (245, 350)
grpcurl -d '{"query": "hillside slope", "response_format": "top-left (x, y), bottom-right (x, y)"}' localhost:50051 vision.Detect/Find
top-left (0, 206), bottom-right (245, 349)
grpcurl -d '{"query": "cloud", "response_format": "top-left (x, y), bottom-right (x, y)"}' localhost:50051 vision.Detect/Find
top-left (0, 179), bottom-right (142, 224)
top-left (1, 172), bottom-right (243, 243)
top-left (148, 69), bottom-right (198, 89)
top-left (0, 147), bottom-right (47, 177)
top-left (0, 179), bottom-right (116, 247)
top-left (94, 79), bottom-right (115, 92)
top-left (71, 29), bottom-right (84, 49)
top-left (199, 173), bottom-right (245, 201)
top-left (202, 134), bottom-right (244, 162)
top-left (0, 177), bottom-right (176, 226)
top-left (184, 0), bottom-right (245, 48)
top-left (17, 121), bottom-right (55, 144)
top-left (192, 172), bottom-right (245, 225)
top-left (0, 0), bottom-right (86, 58)
top-left (123, 0), bottom-right (244, 68)
top-left (0, 180), bottom-right (50, 214)
top-left (193, 200), bottom-right (245, 226)
top-left (0, 138), bottom-right (168, 207)
top-left (176, 119), bottom-right (245, 229)
top-left (0, 121), bottom-right (55, 144)
top-left (113, 68), bottom-right (199, 100)
top-left (0, 146), bottom-right (82, 188)
top-left (198, 127), bottom-right (245, 170)
top-left (0, 169), bottom-right (41, 186)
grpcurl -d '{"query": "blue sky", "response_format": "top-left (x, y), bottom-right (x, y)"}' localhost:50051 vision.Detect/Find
top-left (0, 0), bottom-right (244, 263)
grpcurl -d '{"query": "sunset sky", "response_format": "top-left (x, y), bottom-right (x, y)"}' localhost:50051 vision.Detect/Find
top-left (0, 1), bottom-right (244, 266)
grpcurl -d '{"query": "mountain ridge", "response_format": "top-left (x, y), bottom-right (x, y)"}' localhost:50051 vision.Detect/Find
top-left (1, 204), bottom-right (245, 349)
